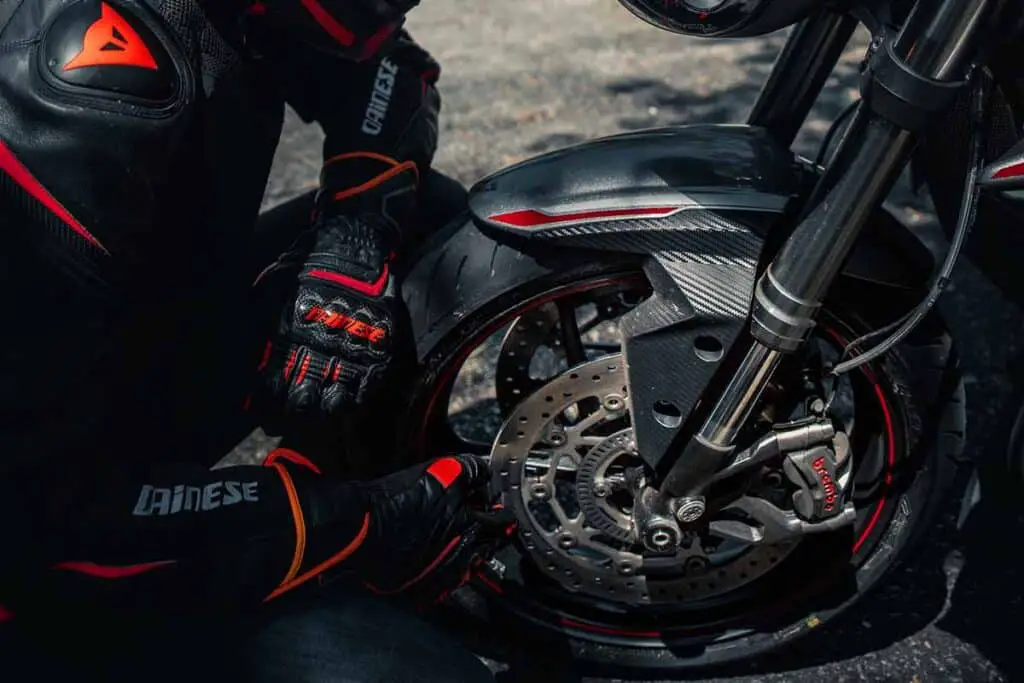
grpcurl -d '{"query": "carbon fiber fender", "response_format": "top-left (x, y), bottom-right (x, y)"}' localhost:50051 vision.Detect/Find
top-left (467, 124), bottom-right (934, 472)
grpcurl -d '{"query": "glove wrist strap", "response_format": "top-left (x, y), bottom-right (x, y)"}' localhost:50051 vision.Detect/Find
top-left (318, 153), bottom-right (419, 248)
top-left (302, 217), bottom-right (393, 293)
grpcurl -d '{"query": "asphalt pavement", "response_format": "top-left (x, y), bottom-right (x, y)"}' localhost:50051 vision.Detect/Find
top-left (260, 1), bottom-right (1024, 680)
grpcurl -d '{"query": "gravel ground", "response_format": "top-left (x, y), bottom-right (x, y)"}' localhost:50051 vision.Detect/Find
top-left (257, 1), bottom-right (1024, 681)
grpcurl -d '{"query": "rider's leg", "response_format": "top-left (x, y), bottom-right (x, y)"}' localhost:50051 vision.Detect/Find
top-left (2, 587), bottom-right (494, 683)
top-left (228, 589), bottom-right (495, 683)
top-left (0, 179), bottom-right (490, 682)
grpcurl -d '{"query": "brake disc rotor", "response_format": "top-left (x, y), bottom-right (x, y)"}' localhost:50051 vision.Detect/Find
top-left (495, 293), bottom-right (637, 415)
top-left (490, 353), bottom-right (799, 606)
top-left (495, 303), bottom-right (562, 415)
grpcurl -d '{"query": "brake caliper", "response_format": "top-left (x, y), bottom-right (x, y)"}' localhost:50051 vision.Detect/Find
top-left (781, 432), bottom-right (853, 522)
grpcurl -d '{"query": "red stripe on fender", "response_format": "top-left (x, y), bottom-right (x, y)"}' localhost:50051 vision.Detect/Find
top-left (52, 559), bottom-right (176, 579)
top-left (993, 161), bottom-right (1024, 179)
top-left (299, 0), bottom-right (355, 46)
top-left (489, 206), bottom-right (680, 228)
top-left (307, 263), bottom-right (389, 298)
top-left (0, 139), bottom-right (108, 254)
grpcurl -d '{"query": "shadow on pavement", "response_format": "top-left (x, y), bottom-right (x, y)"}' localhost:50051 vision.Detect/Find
top-left (937, 367), bottom-right (1024, 683)
top-left (603, 40), bottom-right (863, 158)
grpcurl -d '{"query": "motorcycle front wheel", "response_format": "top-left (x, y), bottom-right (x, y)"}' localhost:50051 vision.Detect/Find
top-left (398, 220), bottom-right (966, 673)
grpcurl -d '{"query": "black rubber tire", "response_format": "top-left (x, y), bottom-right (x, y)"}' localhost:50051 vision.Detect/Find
top-left (399, 218), bottom-right (967, 673)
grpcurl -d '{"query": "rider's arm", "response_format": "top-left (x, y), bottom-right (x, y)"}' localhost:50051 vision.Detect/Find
top-left (249, 0), bottom-right (411, 62)
top-left (0, 450), bottom-right (370, 617)
top-left (244, 14), bottom-right (440, 172)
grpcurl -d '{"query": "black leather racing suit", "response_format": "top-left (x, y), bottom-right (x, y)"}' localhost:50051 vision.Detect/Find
top-left (0, 0), bottom-right (498, 650)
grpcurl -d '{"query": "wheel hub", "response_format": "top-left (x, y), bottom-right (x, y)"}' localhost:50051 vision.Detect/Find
top-left (575, 428), bottom-right (640, 544)
top-left (489, 353), bottom-right (798, 606)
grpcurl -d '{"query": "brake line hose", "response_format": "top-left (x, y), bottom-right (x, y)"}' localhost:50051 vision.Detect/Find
top-left (828, 68), bottom-right (991, 378)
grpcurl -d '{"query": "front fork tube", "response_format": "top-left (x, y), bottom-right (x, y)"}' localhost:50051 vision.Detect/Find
top-left (719, 119), bottom-right (916, 444)
top-left (656, 0), bottom-right (996, 506)
top-left (655, 119), bottom-right (915, 513)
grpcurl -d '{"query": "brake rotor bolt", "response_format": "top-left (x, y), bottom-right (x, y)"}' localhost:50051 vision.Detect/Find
top-left (529, 482), bottom-right (550, 501)
top-left (593, 482), bottom-right (610, 498)
top-left (603, 394), bottom-right (624, 412)
top-left (674, 497), bottom-right (706, 523)
top-left (557, 534), bottom-right (576, 549)
top-left (617, 562), bottom-right (636, 576)
top-left (549, 433), bottom-right (566, 446)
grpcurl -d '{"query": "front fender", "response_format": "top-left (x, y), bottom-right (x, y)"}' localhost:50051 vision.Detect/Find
top-left (463, 125), bottom-right (934, 471)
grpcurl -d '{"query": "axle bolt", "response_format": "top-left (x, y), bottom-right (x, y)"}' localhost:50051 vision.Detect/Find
top-left (593, 482), bottom-right (610, 498)
top-left (674, 497), bottom-right (706, 523)
top-left (643, 522), bottom-right (680, 552)
top-left (650, 529), bottom-right (673, 549)
top-left (557, 534), bottom-right (576, 549)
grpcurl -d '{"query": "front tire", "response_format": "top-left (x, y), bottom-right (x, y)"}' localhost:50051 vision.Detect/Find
top-left (400, 219), bottom-right (966, 673)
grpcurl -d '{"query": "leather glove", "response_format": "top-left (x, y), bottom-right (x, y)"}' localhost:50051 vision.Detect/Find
top-left (256, 35), bottom-right (440, 414)
top-left (267, 451), bottom-right (514, 606)
top-left (261, 450), bottom-right (514, 608)
top-left (354, 455), bottom-right (515, 606)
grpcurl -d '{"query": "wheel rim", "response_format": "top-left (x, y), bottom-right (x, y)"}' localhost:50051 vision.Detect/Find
top-left (413, 273), bottom-right (905, 646)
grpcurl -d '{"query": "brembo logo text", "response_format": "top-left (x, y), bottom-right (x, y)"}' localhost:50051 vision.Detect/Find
top-left (361, 57), bottom-right (398, 136)
top-left (811, 457), bottom-right (838, 513)
top-left (132, 481), bottom-right (259, 516)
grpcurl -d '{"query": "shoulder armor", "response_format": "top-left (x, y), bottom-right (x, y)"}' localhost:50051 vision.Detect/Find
top-left (42, 0), bottom-right (179, 103)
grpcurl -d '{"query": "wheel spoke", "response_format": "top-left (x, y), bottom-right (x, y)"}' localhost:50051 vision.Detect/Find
top-left (578, 315), bottom-right (605, 336)
top-left (557, 298), bottom-right (587, 367)
top-left (568, 408), bottom-right (609, 436)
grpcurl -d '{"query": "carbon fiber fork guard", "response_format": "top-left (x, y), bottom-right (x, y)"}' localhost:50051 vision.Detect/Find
top-left (483, 218), bottom-right (768, 482)
top-left (466, 123), bottom-right (943, 486)
top-left (466, 125), bottom-right (807, 479)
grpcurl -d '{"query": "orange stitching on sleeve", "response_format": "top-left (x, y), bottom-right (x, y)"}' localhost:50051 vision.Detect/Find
top-left (270, 462), bottom-right (307, 589)
top-left (263, 512), bottom-right (371, 602)
top-left (265, 448), bottom-right (322, 475)
top-left (323, 150), bottom-right (401, 168)
top-left (332, 161), bottom-right (418, 203)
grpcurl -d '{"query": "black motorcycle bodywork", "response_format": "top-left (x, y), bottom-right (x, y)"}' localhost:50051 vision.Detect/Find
top-left (980, 138), bottom-right (1024, 190)
top-left (468, 124), bottom-right (933, 472)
